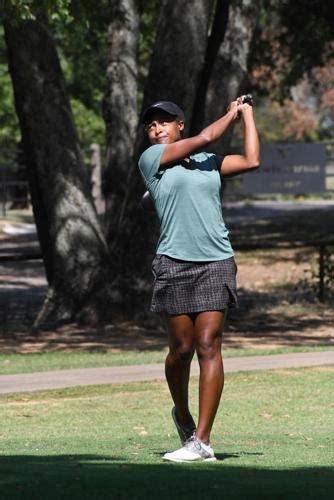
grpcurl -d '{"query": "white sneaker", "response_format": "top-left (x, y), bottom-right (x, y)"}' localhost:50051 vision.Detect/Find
top-left (163, 435), bottom-right (217, 463)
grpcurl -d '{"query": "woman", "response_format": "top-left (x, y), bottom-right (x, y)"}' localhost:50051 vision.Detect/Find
top-left (138, 96), bottom-right (260, 462)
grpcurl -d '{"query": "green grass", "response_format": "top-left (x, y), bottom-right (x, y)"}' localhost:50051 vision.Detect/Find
top-left (0, 366), bottom-right (333, 499)
top-left (0, 350), bottom-right (167, 375)
top-left (0, 345), bottom-right (333, 375)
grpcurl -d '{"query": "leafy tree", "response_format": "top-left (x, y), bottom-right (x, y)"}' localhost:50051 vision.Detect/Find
top-left (3, 3), bottom-right (112, 327)
top-left (2, 0), bottom-right (108, 149)
top-left (52, 0), bottom-right (110, 147)
top-left (4, 0), bottom-right (333, 329)
top-left (247, 0), bottom-right (334, 142)
top-left (249, 0), bottom-right (334, 98)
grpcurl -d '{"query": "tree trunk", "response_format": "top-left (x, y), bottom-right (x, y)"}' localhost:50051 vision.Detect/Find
top-left (200, 0), bottom-right (263, 153)
top-left (103, 0), bottom-right (140, 248)
top-left (101, 0), bottom-right (217, 308)
top-left (102, 0), bottom-right (150, 307)
top-left (140, 0), bottom-right (216, 131)
top-left (4, 17), bottom-right (112, 328)
top-left (189, 0), bottom-right (231, 135)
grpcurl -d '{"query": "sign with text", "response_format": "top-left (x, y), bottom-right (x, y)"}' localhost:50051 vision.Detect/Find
top-left (242, 143), bottom-right (327, 194)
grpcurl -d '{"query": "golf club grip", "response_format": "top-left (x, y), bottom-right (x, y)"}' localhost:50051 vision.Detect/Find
top-left (242, 94), bottom-right (253, 106)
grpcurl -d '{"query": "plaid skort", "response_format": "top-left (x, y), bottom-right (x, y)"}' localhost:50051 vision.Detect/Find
top-left (151, 254), bottom-right (238, 315)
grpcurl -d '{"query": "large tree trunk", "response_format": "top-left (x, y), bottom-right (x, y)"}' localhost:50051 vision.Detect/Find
top-left (102, 0), bottom-right (217, 309)
top-left (200, 0), bottom-right (264, 153)
top-left (189, 0), bottom-right (231, 135)
top-left (102, 0), bottom-right (150, 310)
top-left (103, 0), bottom-right (140, 258)
top-left (140, 0), bottom-right (216, 132)
top-left (4, 17), bottom-right (112, 328)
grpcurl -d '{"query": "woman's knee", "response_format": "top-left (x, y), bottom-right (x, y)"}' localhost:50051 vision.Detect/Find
top-left (168, 342), bottom-right (195, 363)
top-left (196, 329), bottom-right (222, 360)
top-left (166, 314), bottom-right (196, 363)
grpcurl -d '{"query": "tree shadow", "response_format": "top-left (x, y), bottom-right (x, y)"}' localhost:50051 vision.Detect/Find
top-left (225, 206), bottom-right (334, 245)
top-left (0, 228), bottom-right (333, 351)
top-left (225, 287), bottom-right (334, 346)
top-left (0, 283), bottom-right (333, 351)
top-left (0, 454), bottom-right (332, 499)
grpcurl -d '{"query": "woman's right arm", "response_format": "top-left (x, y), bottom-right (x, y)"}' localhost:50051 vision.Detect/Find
top-left (160, 101), bottom-right (240, 166)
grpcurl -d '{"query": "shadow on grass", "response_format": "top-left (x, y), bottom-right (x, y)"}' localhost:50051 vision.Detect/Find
top-left (0, 454), bottom-right (332, 500)
top-left (0, 284), bottom-right (333, 351)
top-left (225, 288), bottom-right (334, 346)
top-left (0, 229), bottom-right (333, 350)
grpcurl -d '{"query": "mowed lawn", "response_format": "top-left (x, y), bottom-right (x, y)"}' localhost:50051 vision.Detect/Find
top-left (0, 366), bottom-right (333, 500)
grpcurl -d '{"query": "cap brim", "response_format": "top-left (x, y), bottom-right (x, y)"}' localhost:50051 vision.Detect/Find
top-left (141, 101), bottom-right (185, 124)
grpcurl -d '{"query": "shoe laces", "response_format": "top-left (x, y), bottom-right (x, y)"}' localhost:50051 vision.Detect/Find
top-left (185, 434), bottom-right (202, 451)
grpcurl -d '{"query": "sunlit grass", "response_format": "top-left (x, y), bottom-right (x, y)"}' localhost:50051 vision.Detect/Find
top-left (0, 366), bottom-right (332, 499)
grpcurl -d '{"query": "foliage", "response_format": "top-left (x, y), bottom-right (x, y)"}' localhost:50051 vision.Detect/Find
top-left (300, 246), bottom-right (334, 301)
top-left (53, 0), bottom-right (110, 115)
top-left (1, 2), bottom-right (110, 148)
top-left (1, 0), bottom-right (72, 22)
top-left (70, 98), bottom-right (105, 147)
top-left (2, 0), bottom-right (334, 147)
top-left (49, 1), bottom-right (111, 146)
top-left (248, 0), bottom-right (334, 142)
top-left (0, 65), bottom-right (19, 149)
top-left (138, 0), bottom-right (160, 96)
top-left (232, 97), bottom-right (284, 144)
top-left (273, 99), bottom-right (320, 142)
top-left (277, 0), bottom-right (334, 91)
top-left (1, 0), bottom-right (160, 144)
top-left (0, 27), bottom-right (19, 149)
top-left (272, 46), bottom-right (334, 142)
top-left (249, 0), bottom-right (334, 97)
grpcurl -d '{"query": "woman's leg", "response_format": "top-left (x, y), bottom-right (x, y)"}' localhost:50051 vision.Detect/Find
top-left (194, 310), bottom-right (226, 444)
top-left (164, 314), bottom-right (196, 424)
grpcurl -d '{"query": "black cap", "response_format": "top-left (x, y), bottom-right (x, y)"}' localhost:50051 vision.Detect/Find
top-left (141, 100), bottom-right (185, 124)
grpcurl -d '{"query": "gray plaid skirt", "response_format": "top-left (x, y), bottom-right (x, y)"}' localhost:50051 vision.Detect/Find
top-left (151, 254), bottom-right (238, 315)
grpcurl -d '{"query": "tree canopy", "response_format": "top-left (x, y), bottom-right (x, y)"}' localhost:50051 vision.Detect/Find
top-left (2, 0), bottom-right (333, 148)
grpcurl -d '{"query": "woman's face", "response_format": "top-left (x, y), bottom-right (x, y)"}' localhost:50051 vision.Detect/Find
top-left (145, 111), bottom-right (184, 145)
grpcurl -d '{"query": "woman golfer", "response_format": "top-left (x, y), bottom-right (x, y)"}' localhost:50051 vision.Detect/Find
top-left (138, 96), bottom-right (260, 462)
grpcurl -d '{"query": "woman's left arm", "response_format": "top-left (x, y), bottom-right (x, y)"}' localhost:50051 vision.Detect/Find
top-left (220, 104), bottom-right (260, 177)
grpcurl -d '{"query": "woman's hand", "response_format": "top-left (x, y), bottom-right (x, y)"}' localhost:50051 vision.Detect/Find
top-left (226, 99), bottom-right (240, 120)
top-left (226, 96), bottom-right (252, 121)
top-left (236, 95), bottom-right (254, 119)
top-left (220, 94), bottom-right (260, 177)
